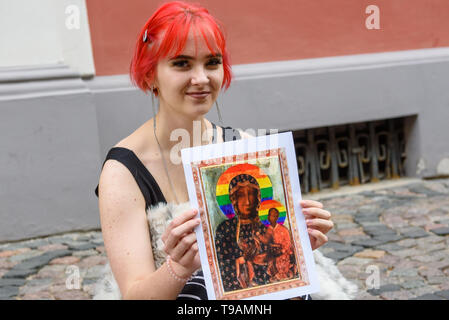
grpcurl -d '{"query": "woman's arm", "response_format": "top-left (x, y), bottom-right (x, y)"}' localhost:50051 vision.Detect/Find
top-left (98, 159), bottom-right (198, 299)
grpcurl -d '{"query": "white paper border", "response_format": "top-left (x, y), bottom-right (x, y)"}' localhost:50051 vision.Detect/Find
top-left (181, 132), bottom-right (320, 300)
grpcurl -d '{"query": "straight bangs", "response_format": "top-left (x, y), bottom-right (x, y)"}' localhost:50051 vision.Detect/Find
top-left (130, 2), bottom-right (232, 94)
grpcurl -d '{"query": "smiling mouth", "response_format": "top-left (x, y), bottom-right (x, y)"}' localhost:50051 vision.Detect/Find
top-left (186, 92), bottom-right (210, 99)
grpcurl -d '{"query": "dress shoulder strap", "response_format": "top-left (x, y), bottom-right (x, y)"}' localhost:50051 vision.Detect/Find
top-left (94, 147), bottom-right (166, 210)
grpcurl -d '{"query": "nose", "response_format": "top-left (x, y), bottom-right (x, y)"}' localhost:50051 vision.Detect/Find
top-left (190, 66), bottom-right (209, 85)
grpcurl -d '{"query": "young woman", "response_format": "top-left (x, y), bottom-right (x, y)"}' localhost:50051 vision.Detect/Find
top-left (95, 1), bottom-right (334, 300)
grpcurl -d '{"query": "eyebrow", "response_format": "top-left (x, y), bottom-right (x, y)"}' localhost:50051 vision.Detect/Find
top-left (170, 53), bottom-right (222, 60)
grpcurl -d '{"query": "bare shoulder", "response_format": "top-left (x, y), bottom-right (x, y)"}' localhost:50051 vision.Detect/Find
top-left (97, 159), bottom-right (156, 299)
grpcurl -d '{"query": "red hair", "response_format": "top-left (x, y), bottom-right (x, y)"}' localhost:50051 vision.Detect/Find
top-left (129, 1), bottom-right (232, 95)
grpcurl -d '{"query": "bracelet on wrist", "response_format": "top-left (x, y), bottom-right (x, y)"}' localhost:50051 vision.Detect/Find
top-left (166, 255), bottom-right (191, 283)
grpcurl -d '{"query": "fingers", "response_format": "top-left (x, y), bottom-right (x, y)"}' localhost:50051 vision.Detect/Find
top-left (177, 241), bottom-right (198, 266)
top-left (162, 209), bottom-right (198, 243)
top-left (164, 218), bottom-right (200, 255)
top-left (308, 228), bottom-right (328, 250)
top-left (300, 199), bottom-right (323, 209)
top-left (305, 218), bottom-right (334, 233)
top-left (169, 232), bottom-right (197, 261)
top-left (302, 207), bottom-right (332, 220)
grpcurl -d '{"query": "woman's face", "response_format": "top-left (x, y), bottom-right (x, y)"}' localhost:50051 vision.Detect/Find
top-left (153, 30), bottom-right (224, 119)
top-left (233, 185), bottom-right (260, 219)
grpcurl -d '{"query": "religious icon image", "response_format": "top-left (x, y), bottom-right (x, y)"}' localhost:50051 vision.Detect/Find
top-left (182, 132), bottom-right (319, 300)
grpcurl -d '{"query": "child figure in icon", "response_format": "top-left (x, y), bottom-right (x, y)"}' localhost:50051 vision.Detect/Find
top-left (257, 207), bottom-right (297, 281)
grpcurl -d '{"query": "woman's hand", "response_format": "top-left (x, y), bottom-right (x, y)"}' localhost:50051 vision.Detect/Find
top-left (300, 199), bottom-right (334, 251)
top-left (161, 209), bottom-right (201, 278)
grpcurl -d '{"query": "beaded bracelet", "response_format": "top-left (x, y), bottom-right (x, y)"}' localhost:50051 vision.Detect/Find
top-left (166, 255), bottom-right (191, 283)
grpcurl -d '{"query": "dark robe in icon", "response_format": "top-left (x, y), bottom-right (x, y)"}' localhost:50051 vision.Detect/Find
top-left (215, 216), bottom-right (270, 292)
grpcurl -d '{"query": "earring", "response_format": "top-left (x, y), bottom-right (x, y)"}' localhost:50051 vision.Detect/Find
top-left (215, 100), bottom-right (223, 126)
top-left (151, 87), bottom-right (158, 117)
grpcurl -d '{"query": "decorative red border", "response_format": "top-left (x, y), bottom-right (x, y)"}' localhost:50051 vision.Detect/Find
top-left (191, 148), bottom-right (309, 299)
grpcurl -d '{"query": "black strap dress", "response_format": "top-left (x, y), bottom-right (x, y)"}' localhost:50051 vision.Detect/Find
top-left (94, 124), bottom-right (240, 300)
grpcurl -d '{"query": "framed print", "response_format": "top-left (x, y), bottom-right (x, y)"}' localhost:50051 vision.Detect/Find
top-left (181, 132), bottom-right (319, 300)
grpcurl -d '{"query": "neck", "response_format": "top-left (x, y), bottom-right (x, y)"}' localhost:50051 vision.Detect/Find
top-left (239, 215), bottom-right (259, 225)
top-left (151, 103), bottom-right (213, 151)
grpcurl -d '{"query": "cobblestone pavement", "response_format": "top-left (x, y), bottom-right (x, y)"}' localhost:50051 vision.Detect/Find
top-left (1, 178), bottom-right (448, 300)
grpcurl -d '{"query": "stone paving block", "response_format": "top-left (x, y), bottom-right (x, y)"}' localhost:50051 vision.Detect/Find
top-left (433, 259), bottom-right (449, 270)
top-left (438, 282), bottom-right (449, 291)
top-left (398, 227), bottom-right (429, 239)
top-left (418, 266), bottom-right (445, 278)
top-left (408, 185), bottom-right (446, 197)
top-left (91, 239), bottom-right (104, 246)
top-left (363, 226), bottom-right (397, 236)
top-left (412, 255), bottom-right (443, 263)
top-left (34, 264), bottom-right (66, 279)
top-left (375, 243), bottom-right (404, 252)
top-left (411, 293), bottom-right (445, 300)
top-left (20, 239), bottom-right (51, 249)
top-left (324, 251), bottom-right (354, 261)
top-left (337, 228), bottom-right (366, 237)
top-left (66, 242), bottom-right (98, 251)
top-left (0, 243), bottom-right (30, 252)
top-left (2, 268), bottom-right (37, 279)
top-left (0, 247), bottom-right (31, 258)
top-left (427, 276), bottom-right (448, 285)
top-left (9, 250), bottom-right (43, 263)
top-left (0, 278), bottom-right (26, 287)
top-left (335, 223), bottom-right (360, 230)
top-left (0, 286), bottom-right (19, 299)
top-left (372, 234), bottom-right (404, 243)
top-left (389, 268), bottom-right (419, 278)
top-left (13, 249), bottom-right (72, 271)
top-left (20, 291), bottom-right (54, 300)
top-left (354, 216), bottom-right (380, 224)
top-left (380, 290), bottom-right (415, 300)
top-left (72, 249), bottom-right (98, 257)
top-left (376, 254), bottom-right (401, 265)
top-left (389, 248), bottom-right (423, 259)
top-left (400, 279), bottom-right (426, 290)
top-left (37, 244), bottom-right (69, 251)
top-left (338, 257), bottom-right (374, 266)
top-left (74, 235), bottom-right (91, 242)
top-left (396, 238), bottom-right (417, 248)
top-left (18, 279), bottom-right (53, 295)
top-left (77, 255), bottom-right (108, 268)
top-left (409, 286), bottom-right (437, 298)
top-left (367, 284), bottom-right (402, 296)
top-left (424, 223), bottom-right (448, 232)
top-left (46, 236), bottom-right (73, 245)
top-left (434, 290), bottom-right (449, 299)
top-left (351, 238), bottom-right (385, 248)
top-left (354, 249), bottom-right (386, 259)
top-left (430, 227), bottom-right (449, 236)
top-left (330, 214), bottom-right (354, 223)
top-left (53, 289), bottom-right (91, 300)
top-left (49, 256), bottom-right (81, 265)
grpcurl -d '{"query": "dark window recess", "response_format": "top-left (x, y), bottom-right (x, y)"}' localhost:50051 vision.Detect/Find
top-left (291, 118), bottom-right (407, 194)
